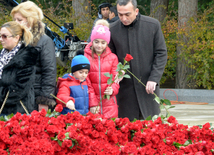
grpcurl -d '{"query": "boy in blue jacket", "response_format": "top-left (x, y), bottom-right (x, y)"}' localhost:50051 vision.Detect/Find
top-left (56, 50), bottom-right (90, 115)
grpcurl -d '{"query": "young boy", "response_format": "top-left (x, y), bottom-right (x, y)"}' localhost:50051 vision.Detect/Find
top-left (56, 50), bottom-right (90, 115)
top-left (109, 6), bottom-right (119, 23)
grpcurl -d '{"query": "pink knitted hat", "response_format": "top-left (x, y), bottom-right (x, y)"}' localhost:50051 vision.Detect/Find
top-left (90, 24), bottom-right (111, 44)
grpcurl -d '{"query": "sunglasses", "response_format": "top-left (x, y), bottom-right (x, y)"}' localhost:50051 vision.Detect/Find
top-left (0, 34), bottom-right (14, 39)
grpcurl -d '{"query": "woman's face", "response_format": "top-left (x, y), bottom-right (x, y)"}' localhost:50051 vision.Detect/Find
top-left (0, 27), bottom-right (19, 51)
top-left (92, 39), bottom-right (108, 55)
top-left (13, 12), bottom-right (29, 28)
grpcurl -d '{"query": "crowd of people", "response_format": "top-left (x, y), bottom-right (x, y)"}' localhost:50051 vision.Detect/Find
top-left (0, 0), bottom-right (167, 121)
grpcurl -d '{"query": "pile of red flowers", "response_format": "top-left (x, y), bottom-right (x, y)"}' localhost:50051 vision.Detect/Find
top-left (0, 106), bottom-right (213, 155)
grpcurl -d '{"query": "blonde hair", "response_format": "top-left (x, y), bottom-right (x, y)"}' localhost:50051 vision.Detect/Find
top-left (11, 1), bottom-right (45, 46)
top-left (94, 19), bottom-right (109, 28)
top-left (11, 1), bottom-right (44, 28)
top-left (1, 21), bottom-right (33, 46)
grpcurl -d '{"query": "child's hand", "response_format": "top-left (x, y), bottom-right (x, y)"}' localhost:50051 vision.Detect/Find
top-left (66, 100), bottom-right (76, 110)
top-left (104, 86), bottom-right (113, 95)
top-left (90, 106), bottom-right (100, 114)
top-left (115, 70), bottom-right (125, 84)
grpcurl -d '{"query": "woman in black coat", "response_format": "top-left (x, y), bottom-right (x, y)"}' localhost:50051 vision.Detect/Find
top-left (0, 21), bottom-right (38, 115)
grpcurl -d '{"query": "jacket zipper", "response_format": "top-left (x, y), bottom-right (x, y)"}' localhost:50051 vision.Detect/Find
top-left (98, 56), bottom-right (102, 114)
top-left (113, 96), bottom-right (116, 104)
top-left (80, 82), bottom-right (86, 114)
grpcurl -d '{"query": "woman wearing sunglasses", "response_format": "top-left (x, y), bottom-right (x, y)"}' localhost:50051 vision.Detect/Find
top-left (0, 21), bottom-right (38, 115)
top-left (11, 1), bottom-right (57, 112)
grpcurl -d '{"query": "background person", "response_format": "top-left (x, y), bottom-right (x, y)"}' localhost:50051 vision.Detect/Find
top-left (56, 50), bottom-right (90, 115)
top-left (84, 19), bottom-right (119, 119)
top-left (97, 2), bottom-right (112, 20)
top-left (87, 2), bottom-right (112, 42)
top-left (11, 1), bottom-right (57, 111)
top-left (109, 6), bottom-right (119, 23)
top-left (109, 0), bottom-right (167, 121)
top-left (0, 21), bottom-right (38, 115)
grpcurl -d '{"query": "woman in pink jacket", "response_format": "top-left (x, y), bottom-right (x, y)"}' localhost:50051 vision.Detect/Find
top-left (85, 19), bottom-right (119, 119)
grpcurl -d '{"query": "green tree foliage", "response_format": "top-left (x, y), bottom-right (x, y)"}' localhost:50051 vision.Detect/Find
top-left (0, 6), bottom-right (12, 49)
top-left (161, 16), bottom-right (177, 85)
top-left (177, 4), bottom-right (214, 89)
top-left (137, 0), bottom-right (151, 15)
top-left (160, 0), bottom-right (214, 89)
top-left (155, 1), bottom-right (178, 85)
top-left (198, 0), bottom-right (214, 12)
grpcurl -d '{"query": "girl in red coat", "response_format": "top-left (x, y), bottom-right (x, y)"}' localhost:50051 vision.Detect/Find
top-left (85, 19), bottom-right (119, 119)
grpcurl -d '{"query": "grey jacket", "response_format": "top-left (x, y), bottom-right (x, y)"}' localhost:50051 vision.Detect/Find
top-left (109, 14), bottom-right (167, 120)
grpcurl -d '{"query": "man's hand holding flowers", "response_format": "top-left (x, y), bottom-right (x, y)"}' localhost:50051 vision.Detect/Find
top-left (146, 81), bottom-right (157, 94)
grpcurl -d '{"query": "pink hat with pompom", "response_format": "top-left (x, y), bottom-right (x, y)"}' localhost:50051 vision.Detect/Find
top-left (90, 24), bottom-right (110, 44)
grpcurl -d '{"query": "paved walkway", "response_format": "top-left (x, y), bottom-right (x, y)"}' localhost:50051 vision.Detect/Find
top-left (160, 103), bottom-right (214, 126)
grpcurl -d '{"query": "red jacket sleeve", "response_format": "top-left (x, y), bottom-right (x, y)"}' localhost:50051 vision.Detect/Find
top-left (56, 80), bottom-right (75, 107)
top-left (86, 76), bottom-right (99, 108)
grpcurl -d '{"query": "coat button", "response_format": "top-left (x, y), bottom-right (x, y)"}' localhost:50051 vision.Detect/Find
top-left (13, 90), bottom-right (15, 92)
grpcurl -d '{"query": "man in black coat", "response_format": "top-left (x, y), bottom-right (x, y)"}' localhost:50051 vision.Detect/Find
top-left (109, 0), bottom-right (167, 121)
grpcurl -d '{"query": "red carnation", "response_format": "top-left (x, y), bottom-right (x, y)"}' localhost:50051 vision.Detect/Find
top-left (202, 122), bottom-right (210, 129)
top-left (124, 54), bottom-right (133, 62)
top-left (55, 104), bottom-right (63, 113)
top-left (167, 115), bottom-right (178, 124)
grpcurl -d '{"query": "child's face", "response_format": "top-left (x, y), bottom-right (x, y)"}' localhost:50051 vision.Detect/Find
top-left (92, 39), bottom-right (108, 55)
top-left (73, 69), bottom-right (89, 82)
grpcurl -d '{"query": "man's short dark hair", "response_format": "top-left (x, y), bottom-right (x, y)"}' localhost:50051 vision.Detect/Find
top-left (98, 2), bottom-right (112, 14)
top-left (98, 3), bottom-right (112, 9)
top-left (110, 6), bottom-right (118, 16)
top-left (116, 0), bottom-right (137, 9)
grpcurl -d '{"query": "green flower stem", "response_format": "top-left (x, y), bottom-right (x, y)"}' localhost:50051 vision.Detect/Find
top-left (50, 93), bottom-right (76, 111)
top-left (93, 58), bottom-right (172, 120)
top-left (50, 93), bottom-right (66, 105)
top-left (126, 69), bottom-right (159, 98)
top-left (94, 68), bottom-right (124, 114)
top-left (126, 69), bottom-right (146, 87)
top-left (51, 94), bottom-right (76, 112)
top-left (163, 105), bottom-right (170, 115)
top-left (94, 78), bottom-right (116, 114)
top-left (126, 70), bottom-right (171, 117)
top-left (95, 62), bottom-right (129, 114)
